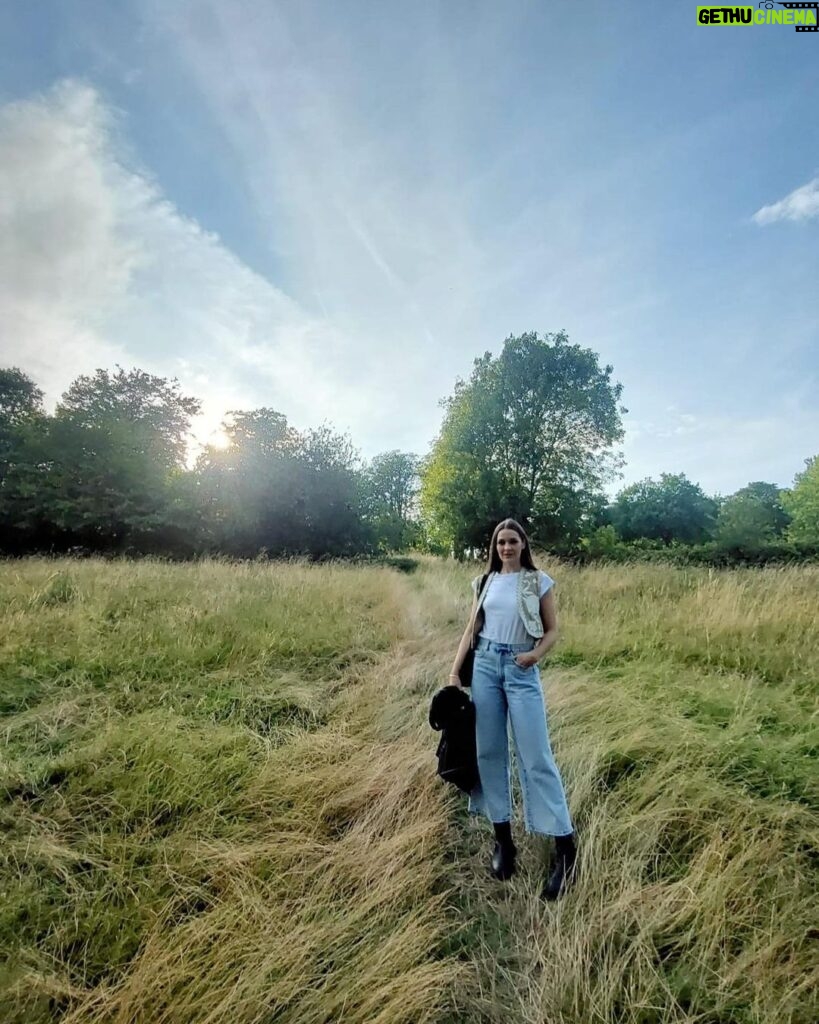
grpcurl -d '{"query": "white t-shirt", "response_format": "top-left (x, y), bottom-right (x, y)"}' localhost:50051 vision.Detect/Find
top-left (478, 570), bottom-right (554, 645)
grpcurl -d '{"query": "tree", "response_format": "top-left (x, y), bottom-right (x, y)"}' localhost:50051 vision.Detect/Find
top-left (298, 423), bottom-right (358, 472)
top-left (0, 369), bottom-right (46, 549)
top-left (0, 367), bottom-right (46, 489)
top-left (217, 407), bottom-right (296, 457)
top-left (420, 332), bottom-right (625, 556)
top-left (365, 451), bottom-right (419, 520)
top-left (294, 425), bottom-right (369, 554)
top-left (0, 413), bottom-right (176, 550)
top-left (531, 482), bottom-right (609, 553)
top-left (363, 451), bottom-right (420, 551)
top-left (610, 473), bottom-right (718, 545)
top-left (57, 366), bottom-right (201, 468)
top-left (1, 366), bottom-right (202, 553)
top-left (715, 481), bottom-right (791, 551)
top-left (0, 368), bottom-right (44, 425)
top-left (783, 456), bottom-right (819, 546)
top-left (196, 409), bottom-right (371, 557)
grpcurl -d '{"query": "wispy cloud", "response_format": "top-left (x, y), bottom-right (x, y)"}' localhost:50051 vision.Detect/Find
top-left (0, 81), bottom-right (135, 391)
top-left (0, 79), bottom-right (427, 459)
top-left (620, 400), bottom-right (819, 495)
top-left (149, 2), bottom-right (473, 353)
top-left (752, 176), bottom-right (819, 225)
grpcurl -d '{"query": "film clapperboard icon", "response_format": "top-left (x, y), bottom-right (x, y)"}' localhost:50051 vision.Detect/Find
top-left (775, 2), bottom-right (819, 31)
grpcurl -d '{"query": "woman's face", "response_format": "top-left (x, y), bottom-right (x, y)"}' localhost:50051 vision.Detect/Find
top-left (496, 528), bottom-right (524, 567)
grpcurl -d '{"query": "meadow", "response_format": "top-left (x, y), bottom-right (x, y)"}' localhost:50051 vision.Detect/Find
top-left (1, 556), bottom-right (816, 1024)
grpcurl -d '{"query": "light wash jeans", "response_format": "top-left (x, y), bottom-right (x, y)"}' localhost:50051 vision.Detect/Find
top-left (467, 637), bottom-right (574, 836)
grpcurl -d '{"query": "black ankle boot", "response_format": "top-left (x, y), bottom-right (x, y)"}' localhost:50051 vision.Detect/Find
top-left (490, 821), bottom-right (517, 881)
top-left (540, 832), bottom-right (578, 901)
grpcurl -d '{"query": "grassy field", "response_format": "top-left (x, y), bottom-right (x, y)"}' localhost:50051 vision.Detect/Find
top-left (1, 556), bottom-right (817, 1023)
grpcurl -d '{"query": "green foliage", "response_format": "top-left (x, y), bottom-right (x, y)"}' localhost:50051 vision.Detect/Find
top-left (533, 482), bottom-right (609, 553)
top-left (611, 473), bottom-right (717, 545)
top-left (1, 367), bottom-right (202, 554)
top-left (196, 409), bottom-right (371, 557)
top-left (581, 524), bottom-right (621, 558)
top-left (783, 455), bottom-right (819, 545)
top-left (0, 367), bottom-right (44, 425)
top-left (1, 408), bottom-right (188, 551)
top-left (420, 331), bottom-right (625, 556)
top-left (2, 361), bottom-right (815, 568)
top-left (57, 366), bottom-right (201, 469)
top-left (0, 368), bottom-right (45, 498)
top-left (364, 451), bottom-right (418, 520)
top-left (362, 451), bottom-right (420, 551)
top-left (715, 481), bottom-right (790, 553)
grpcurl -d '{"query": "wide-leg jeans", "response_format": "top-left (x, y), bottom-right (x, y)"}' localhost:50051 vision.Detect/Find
top-left (467, 637), bottom-right (574, 836)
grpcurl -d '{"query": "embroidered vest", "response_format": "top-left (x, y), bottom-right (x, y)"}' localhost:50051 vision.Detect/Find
top-left (470, 569), bottom-right (545, 640)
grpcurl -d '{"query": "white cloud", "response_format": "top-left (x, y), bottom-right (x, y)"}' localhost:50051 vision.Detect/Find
top-left (0, 78), bottom-right (432, 462)
top-left (145, 2), bottom-right (493, 370)
top-left (752, 176), bottom-right (819, 225)
top-left (0, 81), bottom-right (135, 393)
top-left (619, 402), bottom-right (819, 496)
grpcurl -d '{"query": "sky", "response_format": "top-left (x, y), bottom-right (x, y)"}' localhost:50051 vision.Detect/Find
top-left (0, 0), bottom-right (816, 497)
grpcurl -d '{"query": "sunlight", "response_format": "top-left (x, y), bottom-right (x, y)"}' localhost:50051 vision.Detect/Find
top-left (184, 411), bottom-right (232, 468)
top-left (207, 427), bottom-right (232, 450)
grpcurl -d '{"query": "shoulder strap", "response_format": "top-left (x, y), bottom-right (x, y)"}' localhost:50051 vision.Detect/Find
top-left (467, 571), bottom-right (493, 648)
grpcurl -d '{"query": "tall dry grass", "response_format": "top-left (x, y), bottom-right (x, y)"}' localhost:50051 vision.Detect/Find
top-left (1, 555), bottom-right (817, 1023)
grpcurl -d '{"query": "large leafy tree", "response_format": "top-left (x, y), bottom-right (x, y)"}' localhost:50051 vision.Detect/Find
top-left (611, 473), bottom-right (718, 545)
top-left (363, 450), bottom-right (420, 551)
top-left (783, 455), bottom-right (819, 546)
top-left (293, 424), bottom-right (369, 554)
top-left (1, 366), bottom-right (201, 552)
top-left (0, 367), bottom-right (44, 425)
top-left (58, 367), bottom-right (201, 468)
top-left (53, 367), bottom-right (201, 547)
top-left (365, 451), bottom-right (419, 521)
top-left (196, 410), bottom-right (370, 557)
top-left (12, 416), bottom-right (172, 543)
top-left (0, 368), bottom-right (47, 548)
top-left (0, 367), bottom-right (45, 482)
top-left (420, 332), bottom-right (625, 556)
top-left (715, 481), bottom-right (791, 551)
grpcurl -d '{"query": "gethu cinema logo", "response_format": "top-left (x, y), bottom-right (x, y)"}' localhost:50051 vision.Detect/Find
top-left (697, 2), bottom-right (819, 29)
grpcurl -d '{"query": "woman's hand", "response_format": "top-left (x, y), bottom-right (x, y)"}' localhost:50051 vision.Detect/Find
top-left (448, 673), bottom-right (463, 688)
top-left (514, 653), bottom-right (539, 669)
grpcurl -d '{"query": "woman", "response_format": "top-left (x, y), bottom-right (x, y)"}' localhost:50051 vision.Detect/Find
top-left (449, 518), bottom-right (578, 901)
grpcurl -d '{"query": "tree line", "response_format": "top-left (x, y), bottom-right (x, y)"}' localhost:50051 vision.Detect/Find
top-left (0, 366), bottom-right (418, 558)
top-left (1, 333), bottom-right (817, 563)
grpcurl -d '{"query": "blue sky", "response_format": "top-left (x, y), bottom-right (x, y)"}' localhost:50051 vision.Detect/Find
top-left (0, 0), bottom-right (816, 496)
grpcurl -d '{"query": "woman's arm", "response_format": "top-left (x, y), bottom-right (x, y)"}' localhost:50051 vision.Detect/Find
top-left (515, 589), bottom-right (558, 668)
top-left (448, 591), bottom-right (479, 686)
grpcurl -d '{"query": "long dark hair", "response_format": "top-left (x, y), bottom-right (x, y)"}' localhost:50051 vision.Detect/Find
top-left (485, 518), bottom-right (537, 573)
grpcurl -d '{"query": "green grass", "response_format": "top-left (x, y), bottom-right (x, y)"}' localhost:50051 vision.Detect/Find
top-left (1, 556), bottom-right (817, 1023)
top-left (1, 558), bottom-right (461, 1024)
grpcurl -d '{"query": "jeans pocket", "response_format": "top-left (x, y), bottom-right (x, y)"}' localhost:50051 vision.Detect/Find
top-left (511, 659), bottom-right (537, 681)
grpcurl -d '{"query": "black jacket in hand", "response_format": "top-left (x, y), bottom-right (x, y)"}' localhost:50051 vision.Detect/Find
top-left (429, 685), bottom-right (479, 794)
